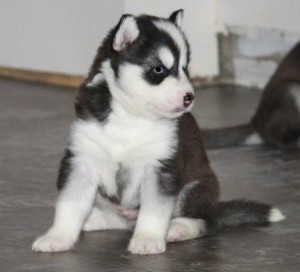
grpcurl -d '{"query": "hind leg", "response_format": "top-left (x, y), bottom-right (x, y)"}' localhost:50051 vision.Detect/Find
top-left (167, 217), bottom-right (206, 242)
top-left (169, 178), bottom-right (218, 243)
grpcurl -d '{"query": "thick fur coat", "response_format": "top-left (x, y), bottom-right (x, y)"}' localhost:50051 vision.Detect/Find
top-left (32, 10), bottom-right (284, 255)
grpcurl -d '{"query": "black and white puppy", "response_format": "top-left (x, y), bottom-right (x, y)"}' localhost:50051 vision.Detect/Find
top-left (32, 10), bottom-right (284, 255)
top-left (202, 42), bottom-right (300, 149)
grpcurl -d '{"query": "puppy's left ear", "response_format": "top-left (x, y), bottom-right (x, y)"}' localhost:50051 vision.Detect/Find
top-left (113, 14), bottom-right (140, 51)
top-left (169, 9), bottom-right (184, 28)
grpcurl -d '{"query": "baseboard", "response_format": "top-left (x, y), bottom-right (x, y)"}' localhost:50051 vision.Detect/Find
top-left (0, 67), bottom-right (83, 88)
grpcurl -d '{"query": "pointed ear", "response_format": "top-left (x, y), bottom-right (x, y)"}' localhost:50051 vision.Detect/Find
top-left (113, 14), bottom-right (140, 51)
top-left (169, 9), bottom-right (184, 28)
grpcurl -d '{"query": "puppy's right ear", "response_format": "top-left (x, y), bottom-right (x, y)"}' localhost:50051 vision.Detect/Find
top-left (169, 9), bottom-right (184, 28)
top-left (113, 14), bottom-right (140, 51)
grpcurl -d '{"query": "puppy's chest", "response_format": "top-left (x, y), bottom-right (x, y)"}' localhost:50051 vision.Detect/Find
top-left (103, 115), bottom-right (178, 163)
top-left (98, 164), bottom-right (133, 206)
top-left (71, 117), bottom-right (178, 206)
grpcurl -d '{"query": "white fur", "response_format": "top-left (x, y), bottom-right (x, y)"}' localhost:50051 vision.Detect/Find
top-left (83, 196), bottom-right (131, 231)
top-left (172, 10), bottom-right (183, 28)
top-left (113, 16), bottom-right (139, 51)
top-left (128, 233), bottom-right (166, 255)
top-left (32, 156), bottom-right (100, 252)
top-left (244, 133), bottom-right (264, 145)
top-left (158, 47), bottom-right (175, 69)
top-left (103, 60), bottom-right (194, 119)
top-left (86, 72), bottom-right (104, 87)
top-left (33, 92), bottom-right (178, 253)
top-left (167, 217), bottom-right (206, 242)
top-left (154, 20), bottom-right (187, 68)
top-left (268, 208), bottom-right (285, 222)
top-left (33, 17), bottom-right (195, 255)
top-left (128, 167), bottom-right (175, 254)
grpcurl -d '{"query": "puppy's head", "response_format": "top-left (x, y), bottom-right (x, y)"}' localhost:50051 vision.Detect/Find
top-left (103, 10), bottom-right (195, 119)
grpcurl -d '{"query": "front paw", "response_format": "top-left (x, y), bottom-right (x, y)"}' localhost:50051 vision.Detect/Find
top-left (128, 233), bottom-right (166, 255)
top-left (32, 230), bottom-right (77, 252)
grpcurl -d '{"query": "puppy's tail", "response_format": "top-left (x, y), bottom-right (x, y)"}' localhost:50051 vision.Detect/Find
top-left (201, 124), bottom-right (256, 149)
top-left (217, 200), bottom-right (285, 229)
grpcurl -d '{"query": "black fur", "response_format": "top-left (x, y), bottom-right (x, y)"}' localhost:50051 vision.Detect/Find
top-left (217, 200), bottom-right (272, 228)
top-left (252, 81), bottom-right (300, 146)
top-left (59, 12), bottom-right (279, 234)
top-left (169, 9), bottom-right (183, 25)
top-left (86, 15), bottom-right (190, 82)
top-left (57, 149), bottom-right (74, 190)
top-left (158, 150), bottom-right (184, 196)
top-left (202, 124), bottom-right (253, 149)
top-left (251, 42), bottom-right (300, 147)
top-left (76, 15), bottom-right (190, 122)
top-left (75, 81), bottom-right (112, 122)
top-left (203, 42), bottom-right (300, 149)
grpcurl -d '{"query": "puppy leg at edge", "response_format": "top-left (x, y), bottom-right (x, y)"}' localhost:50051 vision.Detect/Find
top-left (32, 157), bottom-right (99, 252)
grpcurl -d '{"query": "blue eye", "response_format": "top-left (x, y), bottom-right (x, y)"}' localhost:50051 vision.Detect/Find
top-left (152, 65), bottom-right (167, 75)
top-left (147, 65), bottom-right (169, 84)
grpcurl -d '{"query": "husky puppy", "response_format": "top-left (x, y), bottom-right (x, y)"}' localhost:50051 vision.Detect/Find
top-left (202, 42), bottom-right (300, 149)
top-left (32, 10), bottom-right (284, 255)
top-left (251, 43), bottom-right (300, 147)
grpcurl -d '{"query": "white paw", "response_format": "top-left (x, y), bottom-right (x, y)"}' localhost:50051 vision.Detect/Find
top-left (128, 234), bottom-right (166, 255)
top-left (167, 218), bottom-right (206, 242)
top-left (167, 222), bottom-right (189, 242)
top-left (32, 231), bottom-right (77, 252)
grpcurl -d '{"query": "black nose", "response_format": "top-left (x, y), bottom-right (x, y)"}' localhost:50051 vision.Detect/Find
top-left (183, 93), bottom-right (194, 107)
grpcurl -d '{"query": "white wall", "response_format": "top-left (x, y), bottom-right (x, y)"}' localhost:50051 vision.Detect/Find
top-left (0, 0), bottom-right (218, 77)
top-left (0, 0), bottom-right (123, 75)
top-left (218, 0), bottom-right (300, 87)
top-left (0, 0), bottom-right (299, 80)
top-left (218, 0), bottom-right (300, 33)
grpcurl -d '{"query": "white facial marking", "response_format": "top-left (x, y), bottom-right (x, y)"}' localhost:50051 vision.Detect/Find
top-left (106, 61), bottom-right (193, 119)
top-left (158, 47), bottom-right (175, 70)
top-left (113, 16), bottom-right (139, 51)
top-left (154, 20), bottom-right (187, 68)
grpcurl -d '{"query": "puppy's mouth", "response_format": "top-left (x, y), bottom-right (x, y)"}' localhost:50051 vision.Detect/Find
top-left (150, 103), bottom-right (192, 119)
top-left (162, 108), bottom-right (186, 119)
top-left (174, 102), bottom-right (194, 113)
top-left (174, 108), bottom-right (185, 113)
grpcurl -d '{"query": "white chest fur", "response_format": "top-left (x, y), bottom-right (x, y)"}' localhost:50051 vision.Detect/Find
top-left (69, 111), bottom-right (178, 207)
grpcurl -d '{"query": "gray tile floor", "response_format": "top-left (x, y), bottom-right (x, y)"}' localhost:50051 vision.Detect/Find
top-left (0, 78), bottom-right (299, 272)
